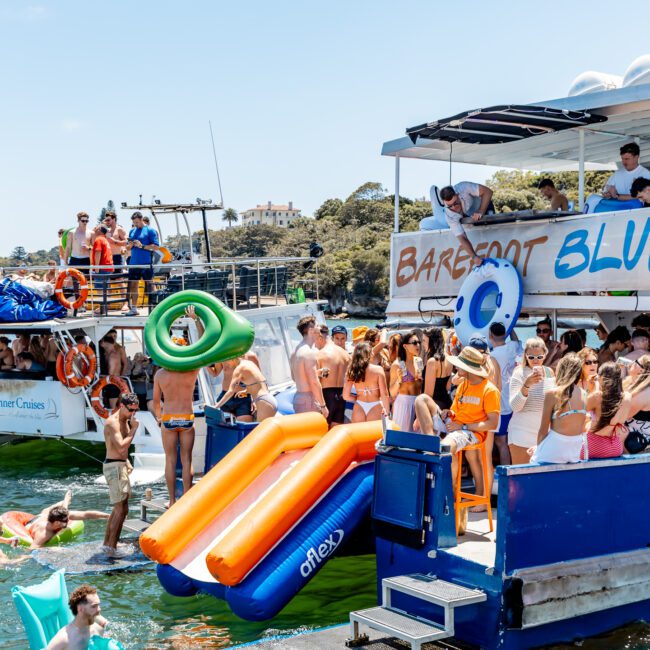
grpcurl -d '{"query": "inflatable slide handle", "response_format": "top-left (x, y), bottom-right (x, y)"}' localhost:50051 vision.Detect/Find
top-left (140, 413), bottom-right (328, 565)
top-left (206, 420), bottom-right (384, 586)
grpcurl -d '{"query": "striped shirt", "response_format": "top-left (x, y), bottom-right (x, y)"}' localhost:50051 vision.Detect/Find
top-left (508, 366), bottom-right (555, 448)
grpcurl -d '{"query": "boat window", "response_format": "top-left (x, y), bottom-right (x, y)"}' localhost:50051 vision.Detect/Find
top-left (252, 317), bottom-right (292, 387)
top-left (284, 314), bottom-right (304, 350)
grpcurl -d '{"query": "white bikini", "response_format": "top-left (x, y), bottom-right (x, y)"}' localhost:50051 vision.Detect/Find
top-left (353, 384), bottom-right (382, 415)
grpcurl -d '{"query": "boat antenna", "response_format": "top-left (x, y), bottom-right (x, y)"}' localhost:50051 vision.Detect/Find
top-left (209, 121), bottom-right (225, 207)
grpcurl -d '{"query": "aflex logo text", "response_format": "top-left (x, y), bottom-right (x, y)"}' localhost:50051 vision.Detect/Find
top-left (299, 529), bottom-right (344, 577)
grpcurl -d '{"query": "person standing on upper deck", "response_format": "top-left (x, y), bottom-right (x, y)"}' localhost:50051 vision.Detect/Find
top-left (538, 179), bottom-right (569, 211)
top-left (439, 182), bottom-right (495, 267)
top-left (125, 211), bottom-right (159, 316)
top-left (602, 142), bottom-right (650, 201)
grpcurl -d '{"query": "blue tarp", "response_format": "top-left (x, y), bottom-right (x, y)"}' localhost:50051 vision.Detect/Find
top-left (0, 279), bottom-right (67, 322)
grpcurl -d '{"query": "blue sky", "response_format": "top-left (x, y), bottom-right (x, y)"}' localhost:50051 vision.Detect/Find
top-left (2, 0), bottom-right (650, 254)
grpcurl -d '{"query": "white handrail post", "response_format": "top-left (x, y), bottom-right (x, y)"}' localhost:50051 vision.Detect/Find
top-left (578, 129), bottom-right (585, 212)
top-left (394, 155), bottom-right (400, 233)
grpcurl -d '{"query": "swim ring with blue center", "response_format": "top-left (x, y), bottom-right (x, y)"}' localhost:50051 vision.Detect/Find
top-left (453, 258), bottom-right (523, 346)
top-left (144, 290), bottom-right (255, 372)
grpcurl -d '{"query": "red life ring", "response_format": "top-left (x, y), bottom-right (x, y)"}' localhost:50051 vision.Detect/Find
top-left (90, 376), bottom-right (130, 419)
top-left (54, 268), bottom-right (88, 310)
top-left (56, 353), bottom-right (87, 387)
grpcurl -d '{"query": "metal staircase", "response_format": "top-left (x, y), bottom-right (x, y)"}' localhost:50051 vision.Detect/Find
top-left (348, 573), bottom-right (486, 649)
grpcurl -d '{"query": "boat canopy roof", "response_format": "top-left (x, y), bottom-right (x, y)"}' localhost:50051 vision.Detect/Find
top-left (383, 83), bottom-right (650, 171)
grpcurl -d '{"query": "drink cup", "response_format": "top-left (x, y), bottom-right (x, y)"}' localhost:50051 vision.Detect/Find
top-left (414, 356), bottom-right (424, 376)
top-left (145, 488), bottom-right (153, 501)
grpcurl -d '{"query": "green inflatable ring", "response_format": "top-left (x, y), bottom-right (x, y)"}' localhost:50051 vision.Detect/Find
top-left (144, 290), bottom-right (255, 371)
top-left (1, 519), bottom-right (84, 547)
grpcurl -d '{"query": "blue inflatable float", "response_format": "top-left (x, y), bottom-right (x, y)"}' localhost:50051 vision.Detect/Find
top-left (157, 462), bottom-right (374, 620)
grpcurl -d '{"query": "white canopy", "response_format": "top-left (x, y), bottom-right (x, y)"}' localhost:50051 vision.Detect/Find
top-left (382, 83), bottom-right (650, 171)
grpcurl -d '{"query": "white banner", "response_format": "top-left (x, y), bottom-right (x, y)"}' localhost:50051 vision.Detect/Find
top-left (0, 379), bottom-right (86, 436)
top-left (391, 209), bottom-right (650, 299)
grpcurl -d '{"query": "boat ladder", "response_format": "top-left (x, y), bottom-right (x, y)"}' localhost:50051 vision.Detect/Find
top-left (122, 497), bottom-right (168, 534)
top-left (348, 573), bottom-right (486, 649)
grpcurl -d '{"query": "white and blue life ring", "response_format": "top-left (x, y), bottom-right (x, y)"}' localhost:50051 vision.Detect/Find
top-left (453, 258), bottom-right (523, 346)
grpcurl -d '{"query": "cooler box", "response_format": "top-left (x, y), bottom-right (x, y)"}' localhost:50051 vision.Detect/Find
top-left (204, 405), bottom-right (257, 473)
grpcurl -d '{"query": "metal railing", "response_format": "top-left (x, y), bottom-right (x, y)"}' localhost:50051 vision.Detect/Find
top-left (0, 256), bottom-right (320, 316)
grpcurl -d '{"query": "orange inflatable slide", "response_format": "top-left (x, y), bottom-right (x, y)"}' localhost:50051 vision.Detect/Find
top-left (140, 413), bottom-right (383, 588)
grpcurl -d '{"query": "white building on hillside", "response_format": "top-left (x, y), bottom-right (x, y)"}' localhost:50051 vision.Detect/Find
top-left (241, 201), bottom-right (302, 227)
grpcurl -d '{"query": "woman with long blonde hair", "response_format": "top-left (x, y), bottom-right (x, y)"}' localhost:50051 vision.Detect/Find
top-left (531, 353), bottom-right (586, 463)
top-left (577, 347), bottom-right (599, 395)
top-left (508, 337), bottom-right (555, 464)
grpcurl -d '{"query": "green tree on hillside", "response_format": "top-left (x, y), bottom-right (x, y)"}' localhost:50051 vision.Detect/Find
top-left (10, 246), bottom-right (27, 262)
top-left (222, 207), bottom-right (239, 228)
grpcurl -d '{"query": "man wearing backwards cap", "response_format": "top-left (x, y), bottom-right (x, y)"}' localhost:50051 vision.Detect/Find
top-left (414, 346), bottom-right (500, 501)
top-left (331, 325), bottom-right (348, 350)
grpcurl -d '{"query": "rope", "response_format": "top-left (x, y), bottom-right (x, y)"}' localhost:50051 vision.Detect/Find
top-left (56, 437), bottom-right (104, 465)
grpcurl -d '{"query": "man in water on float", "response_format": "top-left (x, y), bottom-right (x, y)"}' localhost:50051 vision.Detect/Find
top-left (290, 315), bottom-right (329, 419)
top-left (439, 182), bottom-right (495, 267)
top-left (5, 490), bottom-right (107, 549)
top-left (45, 584), bottom-right (108, 650)
top-left (314, 325), bottom-right (350, 427)
top-left (152, 310), bottom-right (201, 506)
top-left (102, 393), bottom-right (139, 557)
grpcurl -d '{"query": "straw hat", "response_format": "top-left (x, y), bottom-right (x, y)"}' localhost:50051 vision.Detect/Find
top-left (352, 326), bottom-right (369, 343)
top-left (447, 346), bottom-right (489, 378)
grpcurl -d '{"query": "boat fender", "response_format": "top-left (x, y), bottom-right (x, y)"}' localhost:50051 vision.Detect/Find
top-left (453, 258), bottom-right (523, 346)
top-left (144, 290), bottom-right (255, 372)
top-left (54, 268), bottom-right (88, 311)
top-left (90, 376), bottom-right (130, 419)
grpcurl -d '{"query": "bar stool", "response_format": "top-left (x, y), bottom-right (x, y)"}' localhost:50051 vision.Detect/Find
top-left (454, 439), bottom-right (493, 535)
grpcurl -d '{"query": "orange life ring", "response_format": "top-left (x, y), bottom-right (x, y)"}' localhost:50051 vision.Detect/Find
top-left (54, 268), bottom-right (88, 310)
top-left (90, 376), bottom-right (130, 419)
top-left (55, 352), bottom-right (88, 387)
top-left (63, 344), bottom-right (96, 387)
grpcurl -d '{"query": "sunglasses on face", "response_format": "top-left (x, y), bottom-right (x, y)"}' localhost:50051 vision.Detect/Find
top-left (80, 219), bottom-right (89, 223)
top-left (536, 328), bottom-right (551, 334)
top-left (584, 360), bottom-right (598, 366)
top-left (126, 407), bottom-right (138, 413)
top-left (526, 354), bottom-right (545, 360)
top-left (406, 340), bottom-right (420, 346)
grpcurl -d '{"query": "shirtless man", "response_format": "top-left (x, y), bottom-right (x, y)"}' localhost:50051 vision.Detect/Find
top-left (214, 357), bottom-right (277, 421)
top-left (102, 393), bottom-right (139, 557)
top-left (314, 325), bottom-right (350, 427)
top-left (46, 585), bottom-right (107, 650)
top-left (0, 337), bottom-right (14, 369)
top-left (538, 178), bottom-right (569, 211)
top-left (331, 325), bottom-right (348, 350)
top-left (64, 212), bottom-right (92, 273)
top-left (99, 336), bottom-right (124, 409)
top-left (152, 361), bottom-right (200, 507)
top-left (290, 315), bottom-right (329, 419)
top-left (8, 490), bottom-right (107, 549)
top-left (623, 329), bottom-right (650, 362)
top-left (106, 329), bottom-right (129, 373)
top-left (100, 211), bottom-right (128, 268)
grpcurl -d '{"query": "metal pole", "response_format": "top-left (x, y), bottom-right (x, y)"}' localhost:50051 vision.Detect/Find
top-left (232, 262), bottom-right (237, 310)
top-left (201, 207), bottom-right (212, 263)
top-left (578, 129), bottom-right (585, 212)
top-left (256, 259), bottom-right (261, 306)
top-left (394, 156), bottom-right (400, 233)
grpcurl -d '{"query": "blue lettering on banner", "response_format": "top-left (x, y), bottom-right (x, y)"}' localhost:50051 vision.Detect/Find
top-left (554, 229), bottom-right (590, 279)
top-left (0, 397), bottom-right (46, 410)
top-left (555, 217), bottom-right (650, 280)
top-left (623, 217), bottom-right (650, 271)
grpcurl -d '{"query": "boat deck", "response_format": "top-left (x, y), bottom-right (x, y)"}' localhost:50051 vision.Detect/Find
top-left (235, 623), bottom-right (469, 649)
top-left (443, 511), bottom-right (496, 568)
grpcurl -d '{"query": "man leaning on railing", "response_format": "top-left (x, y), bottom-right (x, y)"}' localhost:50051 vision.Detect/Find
top-left (125, 211), bottom-right (159, 316)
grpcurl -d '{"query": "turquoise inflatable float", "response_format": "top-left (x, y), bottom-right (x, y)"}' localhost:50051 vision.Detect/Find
top-left (144, 290), bottom-right (255, 372)
top-left (12, 569), bottom-right (124, 649)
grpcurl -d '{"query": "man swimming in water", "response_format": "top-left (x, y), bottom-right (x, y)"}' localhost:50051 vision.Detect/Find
top-left (45, 584), bottom-right (108, 650)
top-left (7, 490), bottom-right (108, 549)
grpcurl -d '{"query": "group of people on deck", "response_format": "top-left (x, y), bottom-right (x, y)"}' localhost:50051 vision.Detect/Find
top-left (434, 142), bottom-right (650, 266)
top-left (285, 313), bottom-right (650, 523)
